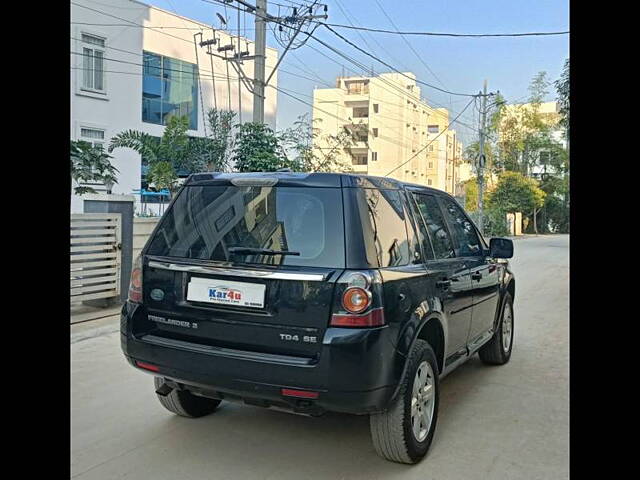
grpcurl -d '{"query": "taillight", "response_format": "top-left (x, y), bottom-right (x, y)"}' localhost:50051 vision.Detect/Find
top-left (281, 388), bottom-right (319, 399)
top-left (342, 287), bottom-right (371, 313)
top-left (330, 271), bottom-right (385, 328)
top-left (128, 255), bottom-right (143, 303)
top-left (135, 360), bottom-right (159, 372)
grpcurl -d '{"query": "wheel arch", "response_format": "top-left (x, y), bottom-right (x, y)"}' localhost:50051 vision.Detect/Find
top-left (416, 317), bottom-right (446, 375)
top-left (388, 308), bottom-right (447, 407)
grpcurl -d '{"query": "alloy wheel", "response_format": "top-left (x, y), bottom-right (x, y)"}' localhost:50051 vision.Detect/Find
top-left (410, 360), bottom-right (435, 442)
top-left (502, 302), bottom-right (513, 353)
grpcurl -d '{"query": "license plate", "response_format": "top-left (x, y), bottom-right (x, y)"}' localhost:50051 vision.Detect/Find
top-left (187, 277), bottom-right (266, 308)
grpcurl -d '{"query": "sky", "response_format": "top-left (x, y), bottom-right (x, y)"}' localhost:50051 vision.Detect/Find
top-left (146, 0), bottom-right (569, 146)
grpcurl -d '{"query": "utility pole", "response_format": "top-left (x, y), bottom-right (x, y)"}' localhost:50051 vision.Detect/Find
top-left (202, 1), bottom-right (327, 125)
top-left (477, 80), bottom-right (488, 236)
top-left (252, 0), bottom-right (267, 123)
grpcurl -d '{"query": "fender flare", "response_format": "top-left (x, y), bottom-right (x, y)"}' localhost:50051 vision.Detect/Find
top-left (387, 301), bottom-right (448, 406)
top-left (493, 273), bottom-right (515, 331)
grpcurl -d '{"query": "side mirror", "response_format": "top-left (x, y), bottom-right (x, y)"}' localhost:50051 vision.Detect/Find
top-left (490, 237), bottom-right (514, 259)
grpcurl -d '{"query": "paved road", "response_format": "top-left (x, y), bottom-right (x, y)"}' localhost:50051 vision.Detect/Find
top-left (71, 235), bottom-right (569, 480)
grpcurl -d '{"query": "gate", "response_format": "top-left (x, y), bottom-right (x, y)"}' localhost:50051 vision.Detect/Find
top-left (70, 213), bottom-right (122, 303)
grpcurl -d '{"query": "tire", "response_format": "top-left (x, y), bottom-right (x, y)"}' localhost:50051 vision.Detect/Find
top-left (478, 292), bottom-right (514, 365)
top-left (369, 339), bottom-right (439, 464)
top-left (153, 377), bottom-right (221, 418)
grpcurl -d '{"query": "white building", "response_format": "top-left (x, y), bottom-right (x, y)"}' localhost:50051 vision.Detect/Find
top-left (70, 0), bottom-right (279, 213)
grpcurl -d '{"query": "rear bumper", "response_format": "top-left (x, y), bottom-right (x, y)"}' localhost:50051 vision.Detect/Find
top-left (121, 303), bottom-right (402, 415)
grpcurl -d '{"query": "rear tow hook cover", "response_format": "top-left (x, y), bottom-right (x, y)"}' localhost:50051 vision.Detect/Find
top-left (155, 382), bottom-right (173, 397)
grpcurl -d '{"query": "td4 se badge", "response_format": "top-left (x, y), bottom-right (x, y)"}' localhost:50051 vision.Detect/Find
top-left (279, 334), bottom-right (317, 344)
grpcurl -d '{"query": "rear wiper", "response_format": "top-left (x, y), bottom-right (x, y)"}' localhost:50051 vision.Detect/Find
top-left (228, 247), bottom-right (300, 256)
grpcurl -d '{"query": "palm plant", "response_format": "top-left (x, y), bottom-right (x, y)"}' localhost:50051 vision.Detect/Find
top-left (108, 111), bottom-right (237, 195)
top-left (71, 140), bottom-right (119, 195)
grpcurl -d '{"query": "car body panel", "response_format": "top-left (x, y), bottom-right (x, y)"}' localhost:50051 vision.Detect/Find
top-left (121, 172), bottom-right (514, 415)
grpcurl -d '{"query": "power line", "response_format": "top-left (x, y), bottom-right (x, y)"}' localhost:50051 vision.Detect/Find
top-left (70, 49), bottom-right (333, 87)
top-left (71, 22), bottom-right (210, 30)
top-left (372, 0), bottom-right (448, 90)
top-left (293, 29), bottom-right (477, 131)
top-left (333, 0), bottom-right (410, 74)
top-left (384, 97), bottom-right (476, 177)
top-left (273, 84), bottom-right (462, 165)
top-left (320, 25), bottom-right (480, 97)
top-left (203, 0), bottom-right (486, 100)
top-left (296, 40), bottom-right (477, 132)
top-left (321, 22), bottom-right (570, 38)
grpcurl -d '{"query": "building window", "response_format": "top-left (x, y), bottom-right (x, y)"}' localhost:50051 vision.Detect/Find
top-left (427, 179), bottom-right (432, 185)
top-left (373, 128), bottom-right (378, 137)
top-left (372, 152), bottom-right (378, 162)
top-left (77, 126), bottom-right (108, 193)
top-left (81, 34), bottom-right (106, 93)
top-left (429, 145), bottom-right (434, 151)
top-left (428, 162), bottom-right (433, 168)
top-left (352, 154), bottom-right (368, 165)
top-left (142, 51), bottom-right (198, 130)
top-left (373, 104), bottom-right (379, 113)
top-left (427, 125), bottom-right (439, 133)
top-left (353, 107), bottom-right (369, 118)
top-left (80, 127), bottom-right (106, 149)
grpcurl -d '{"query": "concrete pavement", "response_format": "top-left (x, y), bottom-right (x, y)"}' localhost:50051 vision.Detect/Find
top-left (71, 234), bottom-right (569, 480)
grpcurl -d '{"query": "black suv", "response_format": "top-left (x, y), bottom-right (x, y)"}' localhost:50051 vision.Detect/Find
top-left (121, 172), bottom-right (515, 464)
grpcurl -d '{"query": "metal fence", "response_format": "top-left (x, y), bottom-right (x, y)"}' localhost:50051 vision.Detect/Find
top-left (70, 213), bottom-right (122, 303)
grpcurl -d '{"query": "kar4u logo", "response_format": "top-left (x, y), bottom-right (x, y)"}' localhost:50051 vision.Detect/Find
top-left (208, 286), bottom-right (242, 303)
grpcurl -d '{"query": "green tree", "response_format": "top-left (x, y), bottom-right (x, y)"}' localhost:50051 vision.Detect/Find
top-left (70, 140), bottom-right (119, 195)
top-left (109, 116), bottom-right (193, 170)
top-left (555, 58), bottom-right (570, 142)
top-left (463, 178), bottom-right (480, 212)
top-left (487, 171), bottom-right (546, 233)
top-left (232, 123), bottom-right (294, 172)
top-left (108, 110), bottom-right (236, 194)
top-left (147, 160), bottom-right (178, 192)
top-left (279, 114), bottom-right (355, 172)
top-left (495, 72), bottom-right (559, 176)
top-left (196, 109), bottom-right (237, 171)
top-left (109, 115), bottom-right (193, 195)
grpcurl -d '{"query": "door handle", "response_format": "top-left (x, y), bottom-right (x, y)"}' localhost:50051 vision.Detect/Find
top-left (436, 279), bottom-right (451, 289)
top-left (471, 272), bottom-right (482, 281)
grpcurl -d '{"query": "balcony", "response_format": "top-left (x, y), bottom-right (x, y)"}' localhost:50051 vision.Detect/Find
top-left (345, 82), bottom-right (369, 95)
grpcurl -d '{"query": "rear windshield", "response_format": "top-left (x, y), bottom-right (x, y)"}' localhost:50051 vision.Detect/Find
top-left (146, 185), bottom-right (345, 268)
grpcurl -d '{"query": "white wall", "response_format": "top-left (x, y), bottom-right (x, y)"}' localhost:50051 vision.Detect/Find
top-left (70, 0), bottom-right (279, 214)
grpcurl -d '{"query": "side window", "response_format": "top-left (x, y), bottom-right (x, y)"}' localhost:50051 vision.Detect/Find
top-left (401, 192), bottom-right (429, 264)
top-left (362, 189), bottom-right (410, 267)
top-left (440, 197), bottom-right (482, 257)
top-left (407, 192), bottom-right (435, 261)
top-left (412, 193), bottom-right (455, 259)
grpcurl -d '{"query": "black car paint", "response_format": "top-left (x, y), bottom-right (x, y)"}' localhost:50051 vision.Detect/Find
top-left (121, 172), bottom-right (515, 415)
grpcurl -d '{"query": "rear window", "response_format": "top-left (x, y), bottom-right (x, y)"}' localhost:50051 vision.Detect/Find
top-left (146, 186), bottom-right (345, 268)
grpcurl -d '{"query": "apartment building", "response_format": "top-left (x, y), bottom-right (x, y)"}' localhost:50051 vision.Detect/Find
top-left (70, 0), bottom-right (279, 213)
top-left (312, 72), bottom-right (469, 194)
